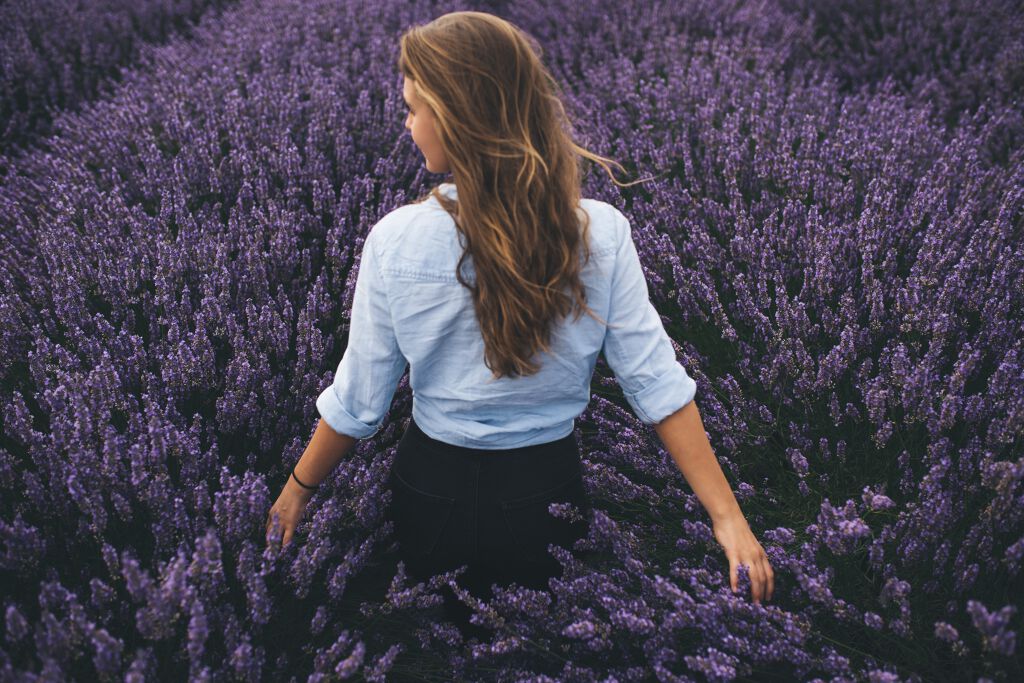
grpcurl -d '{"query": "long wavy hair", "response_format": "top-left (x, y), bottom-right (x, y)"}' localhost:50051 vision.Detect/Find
top-left (398, 10), bottom-right (649, 380)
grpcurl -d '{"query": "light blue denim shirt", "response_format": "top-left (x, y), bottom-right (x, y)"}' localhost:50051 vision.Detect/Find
top-left (316, 182), bottom-right (697, 448)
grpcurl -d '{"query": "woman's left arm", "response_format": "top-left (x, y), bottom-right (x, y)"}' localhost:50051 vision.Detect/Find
top-left (268, 225), bottom-right (405, 547)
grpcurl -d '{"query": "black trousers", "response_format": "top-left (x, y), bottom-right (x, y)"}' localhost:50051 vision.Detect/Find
top-left (385, 416), bottom-right (592, 639)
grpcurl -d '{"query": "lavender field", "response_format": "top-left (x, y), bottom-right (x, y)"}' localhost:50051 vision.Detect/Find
top-left (0, 0), bottom-right (241, 160)
top-left (1, 0), bottom-right (1022, 680)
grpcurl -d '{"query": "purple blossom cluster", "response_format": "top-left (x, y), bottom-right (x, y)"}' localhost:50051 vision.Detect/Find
top-left (0, 0), bottom-right (239, 159)
top-left (1, 0), bottom-right (1021, 680)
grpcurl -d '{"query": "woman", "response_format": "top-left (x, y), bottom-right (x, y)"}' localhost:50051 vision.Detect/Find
top-left (267, 10), bottom-right (773, 640)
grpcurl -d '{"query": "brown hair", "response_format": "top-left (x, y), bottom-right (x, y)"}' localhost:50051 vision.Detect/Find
top-left (398, 10), bottom-right (648, 380)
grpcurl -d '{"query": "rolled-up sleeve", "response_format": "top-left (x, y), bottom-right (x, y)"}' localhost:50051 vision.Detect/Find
top-left (316, 226), bottom-right (407, 439)
top-left (602, 208), bottom-right (697, 424)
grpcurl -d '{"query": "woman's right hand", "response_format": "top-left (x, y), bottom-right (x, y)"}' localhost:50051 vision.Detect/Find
top-left (712, 512), bottom-right (774, 604)
top-left (266, 478), bottom-right (315, 548)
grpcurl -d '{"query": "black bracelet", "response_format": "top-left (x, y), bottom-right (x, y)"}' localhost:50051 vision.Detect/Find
top-left (291, 464), bottom-right (319, 491)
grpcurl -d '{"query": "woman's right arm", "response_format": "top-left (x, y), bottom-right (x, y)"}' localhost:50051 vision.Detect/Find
top-left (654, 401), bottom-right (774, 604)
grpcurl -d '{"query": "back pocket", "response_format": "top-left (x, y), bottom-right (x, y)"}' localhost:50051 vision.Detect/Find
top-left (500, 472), bottom-right (590, 565)
top-left (389, 470), bottom-right (456, 559)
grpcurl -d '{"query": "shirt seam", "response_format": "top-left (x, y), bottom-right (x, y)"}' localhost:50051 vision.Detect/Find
top-left (380, 267), bottom-right (458, 282)
top-left (368, 230), bottom-right (404, 361)
top-left (380, 244), bottom-right (616, 283)
top-left (605, 209), bottom-right (631, 389)
top-left (415, 414), bottom-right (574, 449)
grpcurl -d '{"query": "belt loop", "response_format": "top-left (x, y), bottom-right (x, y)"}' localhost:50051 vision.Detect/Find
top-left (473, 460), bottom-right (480, 563)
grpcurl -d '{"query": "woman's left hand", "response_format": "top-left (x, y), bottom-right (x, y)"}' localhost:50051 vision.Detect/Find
top-left (712, 513), bottom-right (774, 604)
